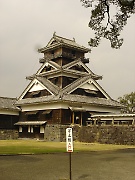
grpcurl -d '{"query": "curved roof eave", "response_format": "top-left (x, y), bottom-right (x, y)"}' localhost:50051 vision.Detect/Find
top-left (16, 95), bottom-right (123, 109)
top-left (38, 43), bottom-right (90, 53)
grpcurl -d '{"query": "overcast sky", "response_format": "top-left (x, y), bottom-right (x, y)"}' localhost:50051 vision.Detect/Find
top-left (0, 0), bottom-right (135, 100)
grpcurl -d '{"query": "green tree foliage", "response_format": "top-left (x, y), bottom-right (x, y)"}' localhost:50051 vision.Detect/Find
top-left (81, 0), bottom-right (135, 49)
top-left (118, 92), bottom-right (135, 113)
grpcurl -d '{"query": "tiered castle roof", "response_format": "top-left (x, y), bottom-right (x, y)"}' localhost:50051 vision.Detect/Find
top-left (16, 34), bottom-right (122, 110)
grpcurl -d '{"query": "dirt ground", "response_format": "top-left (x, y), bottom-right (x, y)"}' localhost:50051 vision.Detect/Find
top-left (1, 149), bottom-right (135, 180)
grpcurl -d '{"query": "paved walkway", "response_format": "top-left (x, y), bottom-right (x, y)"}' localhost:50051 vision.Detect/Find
top-left (1, 149), bottom-right (135, 180)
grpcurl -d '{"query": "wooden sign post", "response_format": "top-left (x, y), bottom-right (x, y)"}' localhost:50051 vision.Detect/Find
top-left (66, 128), bottom-right (73, 180)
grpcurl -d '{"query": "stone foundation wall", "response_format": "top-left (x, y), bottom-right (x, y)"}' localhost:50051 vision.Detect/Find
top-left (1, 125), bottom-right (135, 145)
top-left (0, 129), bottom-right (19, 140)
top-left (78, 125), bottom-right (135, 145)
top-left (44, 124), bottom-right (69, 142)
top-left (44, 125), bottom-right (135, 145)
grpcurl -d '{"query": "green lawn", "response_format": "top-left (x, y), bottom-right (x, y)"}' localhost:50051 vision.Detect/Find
top-left (0, 140), bottom-right (134, 155)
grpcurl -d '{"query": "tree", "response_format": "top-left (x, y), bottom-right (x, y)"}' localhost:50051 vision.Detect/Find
top-left (118, 92), bottom-right (135, 113)
top-left (81, 0), bottom-right (135, 49)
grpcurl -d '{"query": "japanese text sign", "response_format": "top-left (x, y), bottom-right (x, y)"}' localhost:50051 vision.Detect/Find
top-left (66, 128), bottom-right (73, 152)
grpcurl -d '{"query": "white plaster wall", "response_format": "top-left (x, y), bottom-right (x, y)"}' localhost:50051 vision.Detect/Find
top-left (19, 126), bottom-right (22, 132)
top-left (40, 126), bottom-right (45, 133)
top-left (29, 83), bottom-right (45, 92)
top-left (0, 110), bottom-right (19, 115)
top-left (21, 102), bottom-right (69, 111)
top-left (80, 82), bottom-right (98, 91)
top-left (21, 101), bottom-right (120, 114)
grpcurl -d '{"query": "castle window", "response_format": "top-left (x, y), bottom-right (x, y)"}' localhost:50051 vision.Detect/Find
top-left (51, 51), bottom-right (54, 57)
top-left (26, 111), bottom-right (39, 120)
top-left (72, 50), bottom-right (76, 57)
top-left (42, 110), bottom-right (52, 120)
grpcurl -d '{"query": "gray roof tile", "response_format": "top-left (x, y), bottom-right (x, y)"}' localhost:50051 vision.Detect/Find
top-left (0, 97), bottom-right (19, 111)
top-left (16, 94), bottom-right (123, 108)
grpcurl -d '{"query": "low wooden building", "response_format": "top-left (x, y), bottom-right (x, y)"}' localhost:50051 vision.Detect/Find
top-left (0, 97), bottom-right (19, 130)
top-left (14, 33), bottom-right (123, 140)
top-left (89, 113), bottom-right (135, 126)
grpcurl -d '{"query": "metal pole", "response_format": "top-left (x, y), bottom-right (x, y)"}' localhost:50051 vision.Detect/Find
top-left (69, 152), bottom-right (72, 180)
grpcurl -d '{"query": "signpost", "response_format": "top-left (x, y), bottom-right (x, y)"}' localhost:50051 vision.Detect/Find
top-left (66, 128), bottom-right (73, 180)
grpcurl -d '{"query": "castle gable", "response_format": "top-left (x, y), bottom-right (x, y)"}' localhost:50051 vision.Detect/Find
top-left (38, 33), bottom-right (90, 53)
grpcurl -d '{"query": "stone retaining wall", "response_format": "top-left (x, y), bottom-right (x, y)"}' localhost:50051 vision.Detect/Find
top-left (44, 124), bottom-right (69, 142)
top-left (0, 129), bottom-right (19, 140)
top-left (1, 125), bottom-right (135, 145)
top-left (77, 125), bottom-right (135, 145)
top-left (44, 125), bottom-right (135, 145)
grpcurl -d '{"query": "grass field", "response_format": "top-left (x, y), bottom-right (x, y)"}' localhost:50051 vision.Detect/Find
top-left (0, 140), bottom-right (135, 155)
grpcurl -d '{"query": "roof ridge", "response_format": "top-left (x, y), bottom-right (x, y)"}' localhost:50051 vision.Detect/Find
top-left (62, 75), bottom-right (91, 95)
top-left (0, 96), bottom-right (17, 100)
top-left (38, 33), bottom-right (90, 53)
top-left (62, 58), bottom-right (81, 69)
top-left (37, 76), bottom-right (59, 95)
top-left (54, 33), bottom-right (76, 42)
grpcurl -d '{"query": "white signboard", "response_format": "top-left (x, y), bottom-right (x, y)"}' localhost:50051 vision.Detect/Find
top-left (66, 128), bottom-right (73, 152)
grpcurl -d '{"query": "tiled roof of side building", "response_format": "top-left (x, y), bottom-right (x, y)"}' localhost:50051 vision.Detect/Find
top-left (0, 97), bottom-right (19, 111)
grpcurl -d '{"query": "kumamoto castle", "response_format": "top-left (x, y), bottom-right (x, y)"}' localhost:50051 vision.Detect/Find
top-left (1, 33), bottom-right (135, 144)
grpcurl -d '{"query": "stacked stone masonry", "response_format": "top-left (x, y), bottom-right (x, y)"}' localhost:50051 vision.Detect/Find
top-left (0, 130), bottom-right (18, 140)
top-left (44, 124), bottom-right (135, 145)
top-left (1, 125), bottom-right (135, 145)
top-left (77, 125), bottom-right (135, 145)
